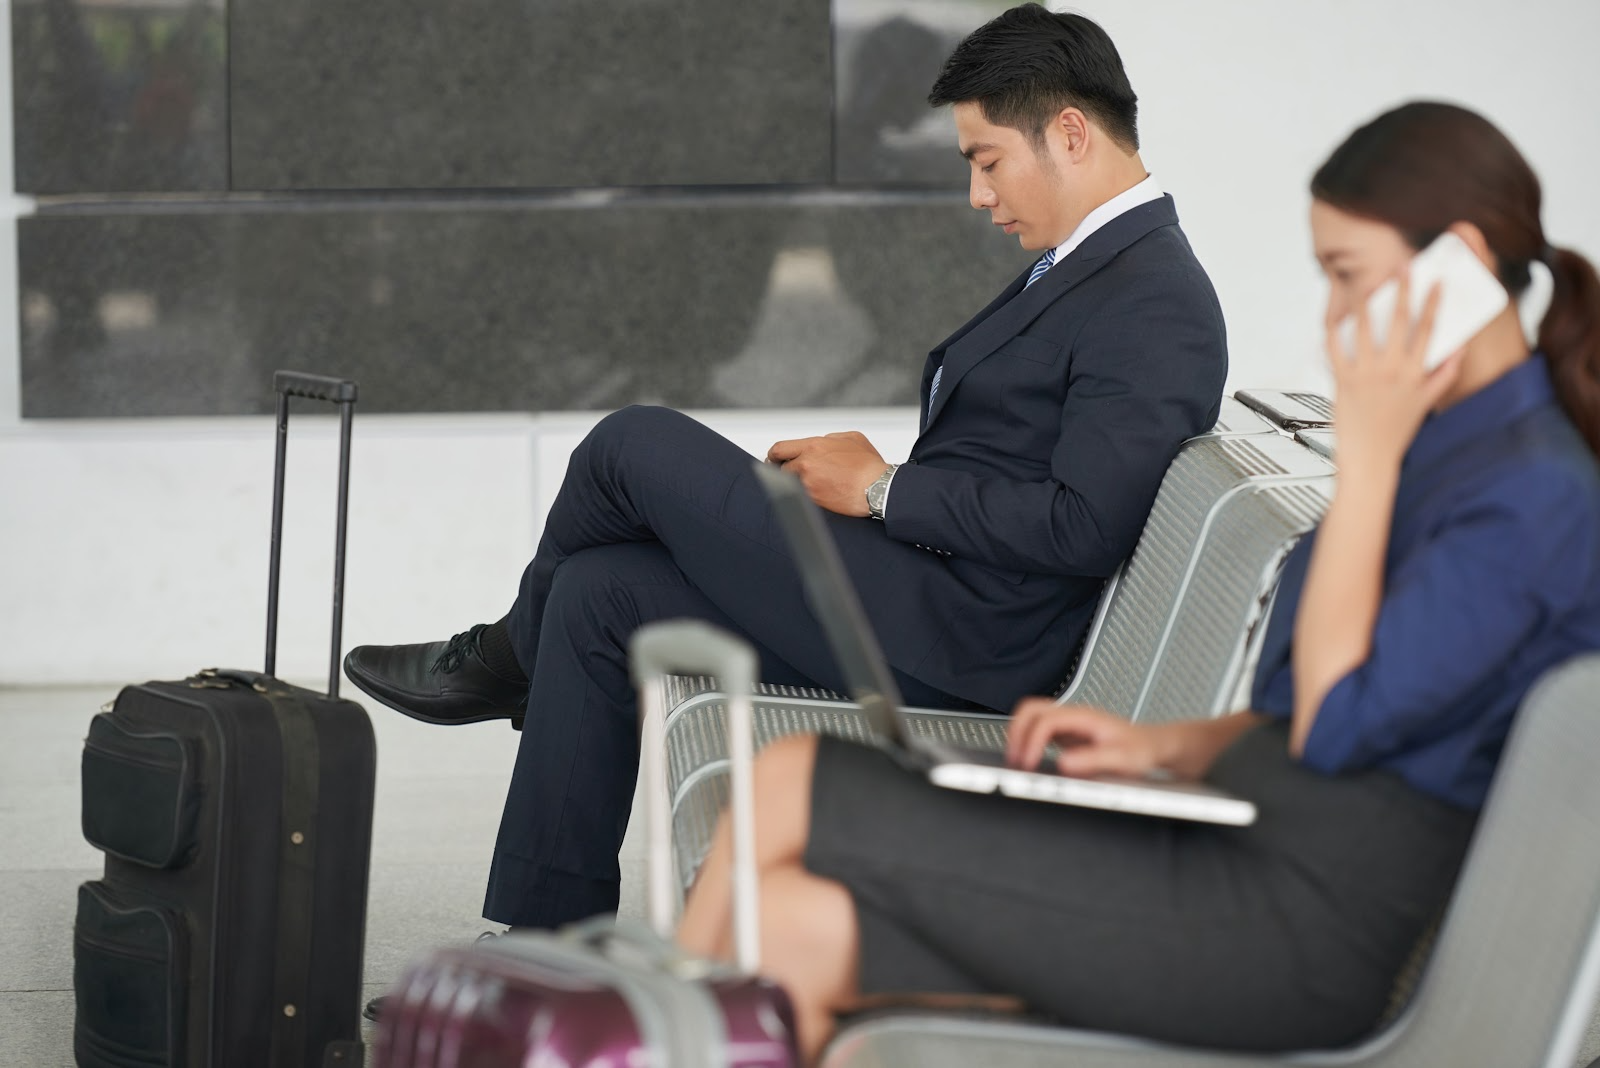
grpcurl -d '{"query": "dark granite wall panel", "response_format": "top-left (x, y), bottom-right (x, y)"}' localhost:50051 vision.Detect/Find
top-left (20, 196), bottom-right (1028, 417)
top-left (12, 0), bottom-right (227, 193)
top-left (834, 0), bottom-right (994, 187)
top-left (229, 1), bottom-right (833, 191)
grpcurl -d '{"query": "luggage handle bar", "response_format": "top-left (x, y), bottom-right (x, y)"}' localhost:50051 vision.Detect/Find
top-left (629, 621), bottom-right (761, 975)
top-left (265, 370), bottom-right (358, 699)
top-left (275, 371), bottom-right (358, 404)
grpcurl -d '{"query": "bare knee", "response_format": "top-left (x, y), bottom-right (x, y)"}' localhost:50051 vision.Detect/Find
top-left (756, 733), bottom-right (819, 792)
top-left (752, 734), bottom-right (820, 868)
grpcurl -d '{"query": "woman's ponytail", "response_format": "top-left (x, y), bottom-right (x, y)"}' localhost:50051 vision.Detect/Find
top-left (1539, 246), bottom-right (1600, 457)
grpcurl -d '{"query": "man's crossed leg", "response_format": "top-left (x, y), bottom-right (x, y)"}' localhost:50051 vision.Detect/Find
top-left (345, 404), bottom-right (961, 928)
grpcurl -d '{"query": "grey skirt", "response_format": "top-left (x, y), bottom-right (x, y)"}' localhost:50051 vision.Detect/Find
top-left (802, 720), bottom-right (1477, 1051)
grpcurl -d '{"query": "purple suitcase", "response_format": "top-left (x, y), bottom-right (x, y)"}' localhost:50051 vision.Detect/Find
top-left (372, 621), bottom-right (799, 1068)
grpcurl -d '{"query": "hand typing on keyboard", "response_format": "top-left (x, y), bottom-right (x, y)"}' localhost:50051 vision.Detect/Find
top-left (1007, 702), bottom-right (1166, 778)
top-left (1006, 700), bottom-right (1266, 782)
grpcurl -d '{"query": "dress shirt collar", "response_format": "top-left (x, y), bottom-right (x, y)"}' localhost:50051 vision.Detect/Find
top-left (1048, 173), bottom-right (1164, 265)
top-left (1404, 355), bottom-right (1557, 473)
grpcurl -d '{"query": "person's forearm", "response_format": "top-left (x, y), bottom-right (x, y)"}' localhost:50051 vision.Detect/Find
top-left (1154, 710), bottom-right (1266, 780)
top-left (883, 464), bottom-right (1131, 576)
top-left (1289, 460), bottom-right (1401, 754)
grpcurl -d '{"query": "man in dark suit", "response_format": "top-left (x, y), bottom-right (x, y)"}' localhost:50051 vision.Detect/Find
top-left (346, 4), bottom-right (1226, 934)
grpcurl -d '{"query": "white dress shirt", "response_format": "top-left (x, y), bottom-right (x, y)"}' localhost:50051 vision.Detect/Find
top-left (1044, 172), bottom-right (1164, 266)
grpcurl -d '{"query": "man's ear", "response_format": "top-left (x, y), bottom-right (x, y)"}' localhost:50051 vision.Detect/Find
top-left (1054, 107), bottom-right (1091, 163)
top-left (1448, 221), bottom-right (1498, 274)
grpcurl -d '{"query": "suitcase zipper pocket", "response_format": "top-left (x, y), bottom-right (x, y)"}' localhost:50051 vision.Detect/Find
top-left (73, 881), bottom-right (188, 1067)
top-left (81, 714), bottom-right (202, 869)
top-left (76, 930), bottom-right (169, 961)
top-left (83, 742), bottom-right (174, 773)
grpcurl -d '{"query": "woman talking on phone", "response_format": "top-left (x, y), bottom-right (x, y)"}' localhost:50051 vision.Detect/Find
top-left (677, 101), bottom-right (1600, 1061)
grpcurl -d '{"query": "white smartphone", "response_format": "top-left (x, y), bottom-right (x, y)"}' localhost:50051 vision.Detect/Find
top-left (1337, 231), bottom-right (1508, 370)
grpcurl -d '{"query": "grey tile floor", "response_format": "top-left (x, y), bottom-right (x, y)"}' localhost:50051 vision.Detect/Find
top-left (9, 684), bottom-right (1600, 1068)
top-left (0, 683), bottom-right (648, 1068)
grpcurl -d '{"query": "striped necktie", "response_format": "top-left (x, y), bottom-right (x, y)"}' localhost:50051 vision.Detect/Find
top-left (1025, 247), bottom-right (1058, 288)
top-left (928, 248), bottom-right (1058, 410)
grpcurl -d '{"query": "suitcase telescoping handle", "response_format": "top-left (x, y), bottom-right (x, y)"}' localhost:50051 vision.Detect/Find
top-left (629, 621), bottom-right (762, 975)
top-left (265, 370), bottom-right (358, 699)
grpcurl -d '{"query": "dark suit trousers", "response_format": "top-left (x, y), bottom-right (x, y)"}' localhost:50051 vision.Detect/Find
top-left (487, 404), bottom-right (962, 928)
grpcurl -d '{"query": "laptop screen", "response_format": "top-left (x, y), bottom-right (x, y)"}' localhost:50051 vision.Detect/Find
top-left (752, 461), bottom-right (908, 745)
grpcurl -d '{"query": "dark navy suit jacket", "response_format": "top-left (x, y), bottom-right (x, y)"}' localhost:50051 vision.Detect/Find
top-left (831, 194), bottom-right (1227, 711)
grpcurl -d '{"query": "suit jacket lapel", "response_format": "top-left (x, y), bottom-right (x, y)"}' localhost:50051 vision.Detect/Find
top-left (920, 195), bottom-right (1180, 434)
top-left (919, 266), bottom-right (1031, 428)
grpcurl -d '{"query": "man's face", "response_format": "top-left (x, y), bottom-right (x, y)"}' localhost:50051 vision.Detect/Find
top-left (954, 102), bottom-right (1075, 251)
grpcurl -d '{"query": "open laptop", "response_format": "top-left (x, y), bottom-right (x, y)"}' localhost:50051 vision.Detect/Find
top-left (753, 460), bottom-right (1256, 827)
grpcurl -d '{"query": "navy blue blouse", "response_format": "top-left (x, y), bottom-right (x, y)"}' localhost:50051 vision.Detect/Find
top-left (1251, 357), bottom-right (1600, 810)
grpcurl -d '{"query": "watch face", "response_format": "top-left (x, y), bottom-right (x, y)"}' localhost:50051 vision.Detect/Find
top-left (868, 469), bottom-right (893, 515)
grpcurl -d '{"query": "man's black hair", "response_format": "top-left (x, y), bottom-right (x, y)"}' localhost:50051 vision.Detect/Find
top-left (928, 4), bottom-right (1139, 154)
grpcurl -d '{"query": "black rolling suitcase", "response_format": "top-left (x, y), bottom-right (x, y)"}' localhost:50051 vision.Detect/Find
top-left (74, 372), bottom-right (376, 1068)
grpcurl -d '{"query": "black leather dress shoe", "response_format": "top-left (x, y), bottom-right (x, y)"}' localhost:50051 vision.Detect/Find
top-left (344, 625), bottom-right (528, 729)
top-left (361, 932), bottom-right (505, 1024)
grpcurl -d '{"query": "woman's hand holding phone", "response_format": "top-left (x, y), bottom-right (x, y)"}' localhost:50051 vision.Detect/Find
top-left (1294, 274), bottom-right (1463, 754)
top-left (1327, 271), bottom-right (1462, 473)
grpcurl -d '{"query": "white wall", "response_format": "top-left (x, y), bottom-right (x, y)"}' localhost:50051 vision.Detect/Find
top-left (3, 0), bottom-right (1599, 683)
top-left (0, 409), bottom-right (919, 685)
top-left (1071, 0), bottom-right (1600, 392)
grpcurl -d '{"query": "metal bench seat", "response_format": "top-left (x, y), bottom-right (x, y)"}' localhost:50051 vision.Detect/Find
top-left (658, 392), bottom-right (1285, 784)
top-left (661, 407), bottom-right (1334, 886)
top-left (664, 692), bottom-right (1009, 889)
top-left (1296, 427), bottom-right (1336, 461)
top-left (1063, 431), bottom-right (1331, 725)
top-left (1234, 387), bottom-right (1337, 431)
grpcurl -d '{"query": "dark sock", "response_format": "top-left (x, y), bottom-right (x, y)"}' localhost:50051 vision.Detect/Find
top-left (477, 616), bottom-right (528, 684)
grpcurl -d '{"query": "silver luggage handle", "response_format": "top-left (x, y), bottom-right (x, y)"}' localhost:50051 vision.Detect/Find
top-left (629, 621), bottom-right (762, 975)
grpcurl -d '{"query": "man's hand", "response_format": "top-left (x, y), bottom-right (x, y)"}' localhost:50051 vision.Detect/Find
top-left (766, 431), bottom-right (889, 518)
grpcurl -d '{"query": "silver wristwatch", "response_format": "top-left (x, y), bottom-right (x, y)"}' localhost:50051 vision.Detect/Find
top-left (866, 464), bottom-right (899, 520)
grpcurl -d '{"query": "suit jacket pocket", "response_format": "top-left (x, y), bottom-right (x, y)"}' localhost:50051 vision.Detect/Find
top-left (992, 335), bottom-right (1062, 365)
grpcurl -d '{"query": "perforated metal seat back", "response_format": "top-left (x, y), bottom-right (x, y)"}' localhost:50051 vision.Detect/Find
top-left (1063, 434), bottom-right (1333, 723)
top-left (668, 702), bottom-right (1008, 887)
top-left (1138, 479), bottom-right (1331, 723)
top-left (661, 679), bottom-right (844, 794)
